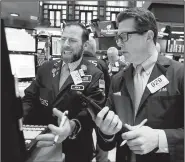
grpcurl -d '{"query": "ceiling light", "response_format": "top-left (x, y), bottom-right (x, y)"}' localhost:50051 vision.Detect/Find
top-left (30, 16), bottom-right (38, 20)
top-left (39, 1), bottom-right (43, 6)
top-left (171, 31), bottom-right (184, 34)
top-left (160, 27), bottom-right (165, 32)
top-left (10, 13), bottom-right (19, 17)
top-left (158, 32), bottom-right (168, 36)
top-left (176, 38), bottom-right (184, 41)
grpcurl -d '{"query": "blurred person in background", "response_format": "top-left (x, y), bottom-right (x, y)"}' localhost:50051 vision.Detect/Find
top-left (83, 36), bottom-right (110, 162)
top-left (107, 47), bottom-right (127, 76)
top-left (83, 36), bottom-right (110, 98)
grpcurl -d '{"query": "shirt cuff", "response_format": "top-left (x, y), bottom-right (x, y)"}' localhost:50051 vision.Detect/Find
top-left (156, 130), bottom-right (169, 153)
top-left (98, 128), bottom-right (115, 142)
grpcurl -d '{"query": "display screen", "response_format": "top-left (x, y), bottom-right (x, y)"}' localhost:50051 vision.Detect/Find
top-left (98, 37), bottom-right (121, 50)
top-left (5, 27), bottom-right (36, 52)
top-left (96, 21), bottom-right (117, 37)
top-left (51, 36), bottom-right (61, 55)
top-left (9, 54), bottom-right (35, 78)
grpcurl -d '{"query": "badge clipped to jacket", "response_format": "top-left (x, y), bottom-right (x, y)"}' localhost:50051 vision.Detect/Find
top-left (70, 70), bottom-right (83, 85)
top-left (147, 75), bottom-right (169, 93)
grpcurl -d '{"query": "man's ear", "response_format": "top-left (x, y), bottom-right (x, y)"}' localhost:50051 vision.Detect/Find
top-left (146, 30), bottom-right (154, 42)
top-left (83, 41), bottom-right (89, 49)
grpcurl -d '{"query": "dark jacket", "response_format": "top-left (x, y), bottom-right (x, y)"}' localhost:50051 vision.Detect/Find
top-left (22, 58), bottom-right (106, 162)
top-left (83, 51), bottom-right (110, 98)
top-left (97, 55), bottom-right (184, 162)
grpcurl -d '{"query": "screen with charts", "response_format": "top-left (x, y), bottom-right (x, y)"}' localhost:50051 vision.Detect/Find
top-left (9, 54), bottom-right (36, 78)
top-left (5, 27), bottom-right (36, 52)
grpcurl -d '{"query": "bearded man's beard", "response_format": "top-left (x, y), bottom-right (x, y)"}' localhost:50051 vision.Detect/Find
top-left (61, 45), bottom-right (83, 63)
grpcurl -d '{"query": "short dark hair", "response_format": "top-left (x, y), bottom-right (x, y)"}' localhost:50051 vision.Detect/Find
top-left (117, 7), bottom-right (158, 44)
top-left (64, 22), bottom-right (89, 43)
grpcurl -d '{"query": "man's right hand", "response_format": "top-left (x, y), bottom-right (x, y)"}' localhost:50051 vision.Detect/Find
top-left (95, 106), bottom-right (122, 136)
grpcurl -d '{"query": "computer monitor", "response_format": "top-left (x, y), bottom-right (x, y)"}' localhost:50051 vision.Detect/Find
top-left (5, 27), bottom-right (36, 52)
top-left (2, 19), bottom-right (27, 162)
top-left (9, 54), bottom-right (36, 78)
top-left (98, 37), bottom-right (121, 50)
top-left (51, 36), bottom-right (61, 55)
top-left (96, 21), bottom-right (117, 37)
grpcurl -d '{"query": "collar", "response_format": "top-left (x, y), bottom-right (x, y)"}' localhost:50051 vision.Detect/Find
top-left (83, 51), bottom-right (95, 57)
top-left (133, 52), bottom-right (158, 75)
top-left (62, 57), bottom-right (82, 72)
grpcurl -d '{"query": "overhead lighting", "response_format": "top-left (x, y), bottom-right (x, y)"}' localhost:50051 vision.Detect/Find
top-left (160, 27), bottom-right (165, 32)
top-left (30, 16), bottom-right (38, 20)
top-left (158, 32), bottom-right (168, 36)
top-left (171, 31), bottom-right (184, 34)
top-left (10, 13), bottom-right (19, 17)
top-left (39, 1), bottom-right (43, 6)
top-left (180, 35), bottom-right (184, 38)
top-left (176, 38), bottom-right (184, 41)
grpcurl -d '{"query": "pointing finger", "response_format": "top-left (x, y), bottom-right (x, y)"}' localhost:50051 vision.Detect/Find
top-left (122, 129), bottom-right (140, 140)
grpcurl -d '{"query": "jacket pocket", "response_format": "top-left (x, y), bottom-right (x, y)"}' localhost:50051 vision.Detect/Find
top-left (146, 95), bottom-right (183, 128)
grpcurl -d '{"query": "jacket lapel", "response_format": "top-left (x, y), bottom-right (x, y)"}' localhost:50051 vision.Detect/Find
top-left (136, 55), bottom-right (171, 116)
top-left (58, 75), bottom-right (73, 94)
top-left (124, 64), bottom-right (135, 108)
top-left (57, 58), bottom-right (84, 96)
top-left (52, 60), bottom-right (63, 97)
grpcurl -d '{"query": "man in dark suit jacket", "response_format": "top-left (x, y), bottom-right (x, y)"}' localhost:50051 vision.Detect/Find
top-left (94, 8), bottom-right (184, 162)
top-left (22, 22), bottom-right (106, 162)
top-left (83, 36), bottom-right (110, 162)
top-left (83, 36), bottom-right (110, 98)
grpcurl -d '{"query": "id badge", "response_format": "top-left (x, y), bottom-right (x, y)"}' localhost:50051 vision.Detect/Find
top-left (71, 85), bottom-right (84, 91)
top-left (112, 67), bottom-right (119, 72)
top-left (82, 75), bottom-right (92, 82)
top-left (70, 70), bottom-right (83, 85)
top-left (147, 75), bottom-right (169, 93)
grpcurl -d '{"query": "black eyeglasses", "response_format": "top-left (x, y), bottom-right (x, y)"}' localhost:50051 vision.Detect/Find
top-left (115, 30), bottom-right (148, 46)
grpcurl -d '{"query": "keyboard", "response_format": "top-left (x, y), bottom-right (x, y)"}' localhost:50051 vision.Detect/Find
top-left (23, 125), bottom-right (49, 152)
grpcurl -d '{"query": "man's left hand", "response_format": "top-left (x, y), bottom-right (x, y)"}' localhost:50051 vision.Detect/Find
top-left (36, 108), bottom-right (75, 147)
top-left (121, 126), bottom-right (159, 155)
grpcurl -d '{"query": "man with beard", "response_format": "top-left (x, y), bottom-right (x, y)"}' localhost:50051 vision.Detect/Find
top-left (22, 22), bottom-right (106, 162)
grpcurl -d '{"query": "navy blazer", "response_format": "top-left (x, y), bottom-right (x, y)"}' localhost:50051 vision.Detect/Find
top-left (83, 51), bottom-right (111, 98)
top-left (23, 58), bottom-right (106, 162)
top-left (97, 55), bottom-right (184, 162)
